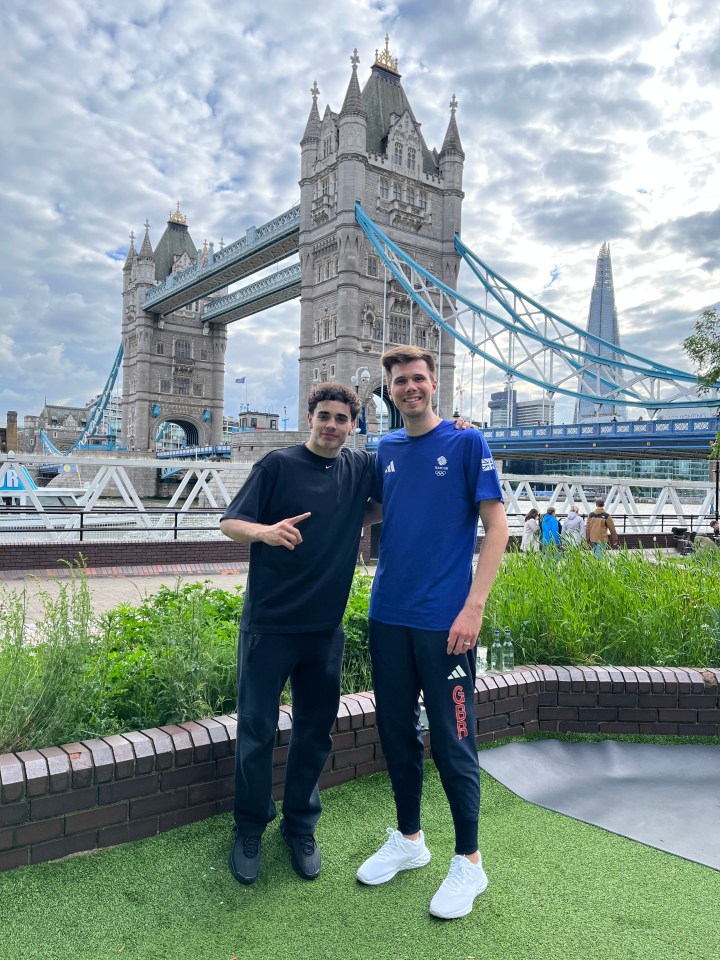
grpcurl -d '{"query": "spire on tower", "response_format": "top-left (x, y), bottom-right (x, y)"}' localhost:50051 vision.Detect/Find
top-left (440, 94), bottom-right (465, 159)
top-left (139, 219), bottom-right (154, 258)
top-left (124, 229), bottom-right (137, 269)
top-left (340, 49), bottom-right (366, 118)
top-left (301, 80), bottom-right (322, 143)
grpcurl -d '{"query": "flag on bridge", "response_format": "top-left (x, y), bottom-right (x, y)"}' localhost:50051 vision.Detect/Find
top-left (235, 377), bottom-right (246, 384)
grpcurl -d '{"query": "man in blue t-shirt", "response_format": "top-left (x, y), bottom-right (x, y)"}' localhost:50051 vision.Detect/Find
top-left (356, 345), bottom-right (508, 920)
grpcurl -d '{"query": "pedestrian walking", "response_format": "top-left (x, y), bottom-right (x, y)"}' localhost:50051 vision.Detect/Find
top-left (586, 498), bottom-right (618, 556)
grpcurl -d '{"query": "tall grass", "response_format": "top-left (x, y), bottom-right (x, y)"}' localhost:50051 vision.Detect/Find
top-left (0, 569), bottom-right (98, 754)
top-left (0, 575), bottom-right (242, 754)
top-left (481, 545), bottom-right (720, 668)
top-left (1, 547), bottom-right (718, 754)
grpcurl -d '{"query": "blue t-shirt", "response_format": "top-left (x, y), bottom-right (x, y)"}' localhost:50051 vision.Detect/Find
top-left (370, 419), bottom-right (503, 631)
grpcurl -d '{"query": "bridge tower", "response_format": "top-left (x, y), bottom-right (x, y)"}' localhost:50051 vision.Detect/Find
top-left (298, 39), bottom-right (464, 427)
top-left (121, 208), bottom-right (227, 453)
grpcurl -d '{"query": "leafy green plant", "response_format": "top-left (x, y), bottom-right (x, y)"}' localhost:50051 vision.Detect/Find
top-left (341, 571), bottom-right (373, 693)
top-left (2, 548), bottom-right (719, 754)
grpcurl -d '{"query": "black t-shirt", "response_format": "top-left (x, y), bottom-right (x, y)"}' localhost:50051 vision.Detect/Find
top-left (222, 445), bottom-right (378, 633)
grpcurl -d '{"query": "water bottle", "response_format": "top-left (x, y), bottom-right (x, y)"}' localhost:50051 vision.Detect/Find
top-left (490, 628), bottom-right (504, 672)
top-left (503, 627), bottom-right (515, 672)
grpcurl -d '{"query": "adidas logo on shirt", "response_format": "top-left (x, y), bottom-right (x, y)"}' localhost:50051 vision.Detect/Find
top-left (448, 665), bottom-right (467, 680)
top-left (384, 461), bottom-right (396, 474)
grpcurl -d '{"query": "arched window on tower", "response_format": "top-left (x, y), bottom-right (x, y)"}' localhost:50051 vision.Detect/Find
top-left (175, 339), bottom-right (191, 360)
top-left (379, 178), bottom-right (389, 200)
top-left (393, 142), bottom-right (403, 166)
top-left (392, 182), bottom-right (401, 202)
top-left (407, 147), bottom-right (416, 171)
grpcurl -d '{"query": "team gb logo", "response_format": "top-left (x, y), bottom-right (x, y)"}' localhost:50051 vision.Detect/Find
top-left (435, 455), bottom-right (448, 477)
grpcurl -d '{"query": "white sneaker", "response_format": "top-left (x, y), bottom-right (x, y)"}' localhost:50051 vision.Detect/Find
top-left (429, 855), bottom-right (489, 919)
top-left (356, 828), bottom-right (431, 885)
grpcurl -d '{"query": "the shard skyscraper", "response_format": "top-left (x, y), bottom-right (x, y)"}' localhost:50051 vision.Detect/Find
top-left (575, 242), bottom-right (624, 421)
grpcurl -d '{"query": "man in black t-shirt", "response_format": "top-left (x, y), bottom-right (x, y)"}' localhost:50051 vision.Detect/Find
top-left (220, 383), bottom-right (379, 885)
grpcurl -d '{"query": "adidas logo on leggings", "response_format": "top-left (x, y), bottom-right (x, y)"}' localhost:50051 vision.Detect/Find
top-left (447, 665), bottom-right (467, 680)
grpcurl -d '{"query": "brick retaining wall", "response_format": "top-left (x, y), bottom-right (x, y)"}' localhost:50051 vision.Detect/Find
top-left (1, 665), bottom-right (718, 873)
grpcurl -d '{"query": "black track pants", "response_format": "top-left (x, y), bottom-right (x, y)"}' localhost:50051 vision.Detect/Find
top-left (369, 619), bottom-right (480, 855)
top-left (234, 627), bottom-right (344, 836)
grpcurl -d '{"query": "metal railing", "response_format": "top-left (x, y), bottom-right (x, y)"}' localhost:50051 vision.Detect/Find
top-left (1, 504), bottom-right (713, 544)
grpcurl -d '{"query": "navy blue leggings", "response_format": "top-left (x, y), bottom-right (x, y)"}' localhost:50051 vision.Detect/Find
top-left (369, 619), bottom-right (480, 855)
top-left (234, 627), bottom-right (344, 836)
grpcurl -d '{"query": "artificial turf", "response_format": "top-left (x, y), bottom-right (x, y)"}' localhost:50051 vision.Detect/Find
top-left (1, 744), bottom-right (719, 960)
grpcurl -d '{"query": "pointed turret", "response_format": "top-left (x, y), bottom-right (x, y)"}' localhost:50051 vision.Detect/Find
top-left (301, 80), bottom-right (322, 144)
top-left (300, 81), bottom-right (322, 185)
top-left (337, 50), bottom-right (368, 201)
top-left (123, 230), bottom-right (137, 271)
top-left (139, 220), bottom-right (154, 258)
top-left (439, 94), bottom-right (465, 206)
top-left (440, 94), bottom-right (465, 160)
top-left (340, 49), bottom-right (366, 118)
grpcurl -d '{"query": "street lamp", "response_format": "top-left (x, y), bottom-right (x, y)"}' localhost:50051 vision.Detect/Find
top-left (351, 367), bottom-right (371, 438)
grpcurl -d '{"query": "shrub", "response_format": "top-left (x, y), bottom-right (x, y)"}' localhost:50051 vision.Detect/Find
top-left (2, 548), bottom-right (719, 753)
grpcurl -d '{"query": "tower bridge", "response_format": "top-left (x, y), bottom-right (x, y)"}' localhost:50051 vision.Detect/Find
top-left (67, 40), bottom-right (718, 458)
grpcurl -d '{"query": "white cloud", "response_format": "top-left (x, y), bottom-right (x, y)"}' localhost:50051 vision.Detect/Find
top-left (1, 0), bottom-right (718, 433)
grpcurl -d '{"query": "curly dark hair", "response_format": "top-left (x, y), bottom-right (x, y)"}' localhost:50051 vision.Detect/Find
top-left (307, 381), bottom-right (360, 419)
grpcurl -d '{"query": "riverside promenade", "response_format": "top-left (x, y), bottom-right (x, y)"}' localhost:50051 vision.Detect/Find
top-left (0, 561), bottom-right (251, 618)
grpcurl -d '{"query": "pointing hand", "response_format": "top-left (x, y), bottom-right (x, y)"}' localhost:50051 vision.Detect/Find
top-left (261, 512), bottom-right (311, 549)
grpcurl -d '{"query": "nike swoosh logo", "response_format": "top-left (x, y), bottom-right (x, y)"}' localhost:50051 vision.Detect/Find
top-left (326, 465), bottom-right (333, 469)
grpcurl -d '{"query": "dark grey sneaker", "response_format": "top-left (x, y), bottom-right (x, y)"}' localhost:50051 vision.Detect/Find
top-left (228, 833), bottom-right (261, 885)
top-left (280, 820), bottom-right (321, 880)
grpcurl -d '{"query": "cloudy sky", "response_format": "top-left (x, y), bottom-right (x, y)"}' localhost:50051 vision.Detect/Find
top-left (2, 0), bottom-right (718, 430)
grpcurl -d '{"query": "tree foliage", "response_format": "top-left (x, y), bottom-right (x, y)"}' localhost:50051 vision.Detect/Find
top-left (683, 308), bottom-right (720, 391)
top-left (683, 308), bottom-right (720, 458)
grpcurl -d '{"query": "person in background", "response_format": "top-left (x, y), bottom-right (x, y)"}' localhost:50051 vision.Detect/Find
top-left (520, 508), bottom-right (540, 552)
top-left (562, 504), bottom-right (585, 547)
top-left (696, 519), bottom-right (719, 550)
top-left (586, 498), bottom-right (619, 557)
top-left (540, 506), bottom-right (561, 553)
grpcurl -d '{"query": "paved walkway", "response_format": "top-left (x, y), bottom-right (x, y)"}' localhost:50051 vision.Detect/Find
top-left (0, 563), bottom-right (251, 618)
top-left (0, 547), bottom-right (676, 621)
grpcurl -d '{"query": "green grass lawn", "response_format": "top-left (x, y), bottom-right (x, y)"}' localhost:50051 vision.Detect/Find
top-left (1, 742), bottom-right (719, 960)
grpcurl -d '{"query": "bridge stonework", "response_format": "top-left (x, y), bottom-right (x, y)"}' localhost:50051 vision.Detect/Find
top-left (298, 47), bottom-right (465, 425)
top-left (121, 214), bottom-right (227, 454)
